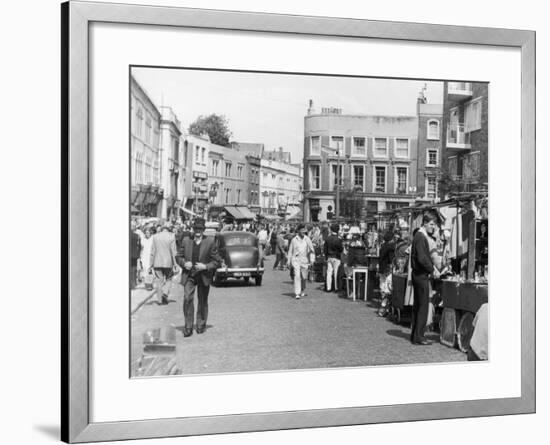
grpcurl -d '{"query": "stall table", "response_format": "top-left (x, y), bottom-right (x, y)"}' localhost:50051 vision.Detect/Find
top-left (439, 280), bottom-right (488, 352)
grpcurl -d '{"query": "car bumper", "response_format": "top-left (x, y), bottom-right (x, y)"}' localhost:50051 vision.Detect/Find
top-left (215, 267), bottom-right (264, 277)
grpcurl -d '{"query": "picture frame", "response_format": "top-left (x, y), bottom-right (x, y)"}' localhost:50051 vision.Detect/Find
top-left (61, 1), bottom-right (535, 442)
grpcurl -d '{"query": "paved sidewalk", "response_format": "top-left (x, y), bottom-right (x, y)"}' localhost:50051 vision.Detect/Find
top-left (131, 286), bottom-right (156, 314)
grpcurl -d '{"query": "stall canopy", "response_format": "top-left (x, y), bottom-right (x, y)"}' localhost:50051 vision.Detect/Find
top-left (224, 206), bottom-right (245, 220)
top-left (235, 206), bottom-right (256, 220)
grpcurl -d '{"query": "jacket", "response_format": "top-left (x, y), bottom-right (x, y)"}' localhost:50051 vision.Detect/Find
top-left (176, 236), bottom-right (222, 286)
top-left (149, 231), bottom-right (176, 268)
top-left (411, 230), bottom-right (434, 276)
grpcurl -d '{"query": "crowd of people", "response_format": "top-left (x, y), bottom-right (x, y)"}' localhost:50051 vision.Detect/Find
top-left (130, 213), bottom-right (453, 345)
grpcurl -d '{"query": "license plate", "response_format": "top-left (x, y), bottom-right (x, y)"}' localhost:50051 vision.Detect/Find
top-left (233, 272), bottom-right (251, 277)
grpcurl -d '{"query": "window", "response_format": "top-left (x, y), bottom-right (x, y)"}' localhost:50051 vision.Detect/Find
top-left (201, 147), bottom-right (206, 164)
top-left (145, 155), bottom-right (152, 183)
top-left (374, 166), bottom-right (386, 193)
top-left (394, 138), bottom-right (410, 158)
top-left (134, 152), bottom-right (143, 183)
top-left (353, 165), bottom-right (364, 190)
top-left (310, 165), bottom-right (320, 190)
top-left (145, 116), bottom-right (152, 143)
top-left (427, 120), bottom-right (440, 140)
top-left (427, 149), bottom-right (438, 167)
top-left (426, 176), bottom-right (437, 199)
top-left (448, 157), bottom-right (458, 177)
top-left (330, 136), bottom-right (344, 153)
top-left (225, 162), bottom-right (232, 177)
top-left (195, 146), bottom-right (200, 162)
top-left (374, 138), bottom-right (388, 157)
top-left (135, 107), bottom-right (143, 136)
top-left (331, 164), bottom-right (343, 188)
top-left (463, 152), bottom-right (481, 179)
top-left (465, 98), bottom-right (482, 132)
top-left (352, 137), bottom-right (366, 156)
top-left (211, 160), bottom-right (218, 176)
top-left (225, 188), bottom-right (230, 204)
top-left (237, 165), bottom-right (244, 178)
top-left (395, 167), bottom-right (408, 194)
top-left (310, 136), bottom-right (321, 155)
top-left (153, 158), bottom-right (159, 185)
top-left (237, 189), bottom-right (241, 203)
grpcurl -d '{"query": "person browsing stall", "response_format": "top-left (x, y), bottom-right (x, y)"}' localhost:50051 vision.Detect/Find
top-left (410, 212), bottom-right (440, 345)
top-left (324, 223), bottom-right (343, 292)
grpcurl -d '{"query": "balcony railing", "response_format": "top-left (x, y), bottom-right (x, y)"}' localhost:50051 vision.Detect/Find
top-left (446, 123), bottom-right (471, 149)
top-left (448, 82), bottom-right (473, 101)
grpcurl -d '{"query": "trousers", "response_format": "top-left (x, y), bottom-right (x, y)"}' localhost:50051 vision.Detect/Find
top-left (326, 257), bottom-right (340, 291)
top-left (410, 272), bottom-right (430, 343)
top-left (183, 277), bottom-right (210, 331)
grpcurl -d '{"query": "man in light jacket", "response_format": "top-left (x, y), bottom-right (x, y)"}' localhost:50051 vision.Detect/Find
top-left (287, 223), bottom-right (315, 299)
top-left (149, 224), bottom-right (178, 305)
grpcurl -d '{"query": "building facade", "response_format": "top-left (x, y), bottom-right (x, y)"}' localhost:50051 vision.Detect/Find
top-left (245, 154), bottom-right (262, 214)
top-left (416, 99), bottom-right (443, 201)
top-left (302, 104), bottom-right (419, 222)
top-left (183, 133), bottom-right (210, 215)
top-left (130, 76), bottom-right (163, 217)
top-left (158, 106), bottom-right (183, 220)
top-left (207, 142), bottom-right (248, 207)
top-left (259, 158), bottom-right (302, 216)
top-left (441, 82), bottom-right (489, 195)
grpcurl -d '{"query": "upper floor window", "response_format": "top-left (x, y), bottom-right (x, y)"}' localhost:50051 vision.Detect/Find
top-left (394, 138), bottom-right (410, 158)
top-left (352, 137), bottom-right (366, 156)
top-left (353, 165), bottom-right (365, 191)
top-left (145, 116), bottom-right (152, 143)
top-left (309, 165), bottom-right (320, 190)
top-left (330, 136), bottom-right (344, 153)
top-left (427, 120), bottom-right (440, 140)
top-left (374, 138), bottom-right (388, 157)
top-left (310, 136), bottom-right (321, 155)
top-left (195, 146), bottom-right (200, 162)
top-left (465, 98), bottom-right (482, 132)
top-left (225, 162), bottom-right (232, 177)
top-left (135, 107), bottom-right (143, 136)
top-left (427, 148), bottom-right (439, 167)
top-left (374, 166), bottom-right (387, 193)
top-left (395, 167), bottom-right (408, 194)
top-left (201, 147), bottom-right (206, 164)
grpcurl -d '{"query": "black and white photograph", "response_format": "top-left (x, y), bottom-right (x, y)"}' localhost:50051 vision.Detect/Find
top-left (129, 67), bottom-right (489, 377)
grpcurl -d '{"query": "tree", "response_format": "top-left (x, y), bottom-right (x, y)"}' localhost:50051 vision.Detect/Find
top-left (188, 114), bottom-right (232, 147)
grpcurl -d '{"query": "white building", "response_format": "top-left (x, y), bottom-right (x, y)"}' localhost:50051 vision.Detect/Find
top-left (159, 106), bottom-right (182, 220)
top-left (130, 76), bottom-right (163, 217)
top-left (259, 158), bottom-right (302, 217)
top-left (183, 133), bottom-right (210, 214)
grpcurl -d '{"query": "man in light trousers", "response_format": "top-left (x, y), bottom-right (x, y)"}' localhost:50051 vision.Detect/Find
top-left (324, 223), bottom-right (343, 292)
top-left (287, 223), bottom-right (315, 299)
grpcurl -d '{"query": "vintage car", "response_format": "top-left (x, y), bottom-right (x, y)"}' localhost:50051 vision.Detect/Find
top-left (213, 231), bottom-right (264, 286)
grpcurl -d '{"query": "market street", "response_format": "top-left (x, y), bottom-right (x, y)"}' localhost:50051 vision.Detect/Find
top-left (131, 261), bottom-right (466, 376)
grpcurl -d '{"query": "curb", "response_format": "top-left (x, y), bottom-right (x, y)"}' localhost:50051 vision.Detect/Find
top-left (131, 288), bottom-right (157, 315)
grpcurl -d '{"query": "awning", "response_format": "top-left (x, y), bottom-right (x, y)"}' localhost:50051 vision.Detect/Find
top-left (181, 207), bottom-right (198, 217)
top-left (224, 206), bottom-right (245, 219)
top-left (286, 208), bottom-right (302, 220)
top-left (236, 206), bottom-right (256, 220)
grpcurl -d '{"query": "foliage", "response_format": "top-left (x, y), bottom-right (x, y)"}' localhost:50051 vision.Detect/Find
top-left (188, 114), bottom-right (233, 147)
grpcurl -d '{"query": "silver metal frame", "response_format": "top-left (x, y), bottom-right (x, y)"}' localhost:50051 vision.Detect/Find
top-left (62, 1), bottom-right (535, 442)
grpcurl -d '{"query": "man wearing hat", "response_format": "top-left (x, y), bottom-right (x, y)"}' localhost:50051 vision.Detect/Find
top-left (176, 217), bottom-right (221, 337)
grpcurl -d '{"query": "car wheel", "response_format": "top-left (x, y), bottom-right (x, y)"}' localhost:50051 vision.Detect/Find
top-left (255, 275), bottom-right (263, 286)
top-left (244, 277), bottom-right (250, 284)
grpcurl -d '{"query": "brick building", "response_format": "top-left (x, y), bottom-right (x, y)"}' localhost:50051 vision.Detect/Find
top-left (416, 97), bottom-right (443, 200)
top-left (441, 82), bottom-right (489, 195)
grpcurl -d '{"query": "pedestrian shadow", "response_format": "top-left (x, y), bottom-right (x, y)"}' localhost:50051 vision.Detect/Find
top-left (386, 329), bottom-right (410, 340)
top-left (175, 324), bottom-right (214, 333)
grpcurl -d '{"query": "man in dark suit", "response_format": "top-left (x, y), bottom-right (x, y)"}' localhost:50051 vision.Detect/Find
top-left (176, 218), bottom-right (221, 337)
top-left (410, 211), bottom-right (440, 345)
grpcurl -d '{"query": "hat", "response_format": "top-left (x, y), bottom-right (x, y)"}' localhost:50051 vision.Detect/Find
top-left (193, 218), bottom-right (206, 230)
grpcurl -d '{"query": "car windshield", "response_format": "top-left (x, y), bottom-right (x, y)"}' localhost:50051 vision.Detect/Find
top-left (223, 235), bottom-right (256, 247)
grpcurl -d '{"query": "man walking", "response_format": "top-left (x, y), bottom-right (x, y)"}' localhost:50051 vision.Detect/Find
top-left (176, 218), bottom-right (221, 337)
top-left (287, 224), bottom-right (315, 299)
top-left (273, 228), bottom-right (287, 270)
top-left (410, 212), bottom-right (440, 345)
top-left (257, 224), bottom-right (268, 258)
top-left (148, 224), bottom-right (177, 305)
top-left (324, 223), bottom-right (343, 292)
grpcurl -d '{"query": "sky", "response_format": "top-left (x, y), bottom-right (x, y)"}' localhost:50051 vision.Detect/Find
top-left (132, 67), bottom-right (443, 164)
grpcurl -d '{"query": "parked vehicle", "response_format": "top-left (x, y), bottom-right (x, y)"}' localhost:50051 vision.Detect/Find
top-left (213, 231), bottom-right (264, 286)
